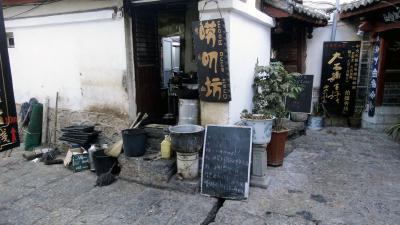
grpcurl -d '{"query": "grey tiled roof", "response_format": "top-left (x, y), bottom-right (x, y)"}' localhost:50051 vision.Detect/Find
top-left (264, 0), bottom-right (330, 21)
top-left (292, 2), bottom-right (330, 20)
top-left (340, 0), bottom-right (381, 12)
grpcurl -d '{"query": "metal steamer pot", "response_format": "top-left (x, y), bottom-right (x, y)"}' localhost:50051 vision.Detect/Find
top-left (169, 125), bottom-right (205, 153)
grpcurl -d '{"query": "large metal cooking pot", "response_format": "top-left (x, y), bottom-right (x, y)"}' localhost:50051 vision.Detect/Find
top-left (169, 125), bottom-right (205, 153)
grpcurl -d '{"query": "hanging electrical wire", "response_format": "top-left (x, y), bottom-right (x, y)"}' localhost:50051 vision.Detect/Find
top-left (5, 0), bottom-right (63, 19)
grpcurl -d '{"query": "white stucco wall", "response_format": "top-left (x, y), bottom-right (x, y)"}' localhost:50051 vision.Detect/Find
top-left (305, 21), bottom-right (362, 89)
top-left (227, 10), bottom-right (272, 124)
top-left (3, 0), bottom-right (123, 18)
top-left (199, 0), bottom-right (274, 125)
top-left (4, 0), bottom-right (128, 114)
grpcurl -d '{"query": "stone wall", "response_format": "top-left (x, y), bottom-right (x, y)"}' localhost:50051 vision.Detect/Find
top-left (17, 104), bottom-right (131, 147)
top-left (362, 106), bottom-right (400, 130)
top-left (49, 108), bottom-right (131, 146)
top-left (383, 82), bottom-right (400, 106)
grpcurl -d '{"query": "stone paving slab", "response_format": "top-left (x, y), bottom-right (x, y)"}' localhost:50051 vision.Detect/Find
top-left (0, 149), bottom-right (217, 225)
top-left (213, 128), bottom-right (400, 225)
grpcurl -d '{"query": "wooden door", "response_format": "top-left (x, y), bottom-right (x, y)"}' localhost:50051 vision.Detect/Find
top-left (132, 6), bottom-right (161, 115)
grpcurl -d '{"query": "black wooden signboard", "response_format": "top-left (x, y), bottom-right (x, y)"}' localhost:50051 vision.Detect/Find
top-left (382, 7), bottom-right (400, 23)
top-left (0, 4), bottom-right (20, 152)
top-left (320, 41), bottom-right (361, 116)
top-left (286, 75), bottom-right (314, 113)
top-left (201, 125), bottom-right (252, 200)
top-left (192, 19), bottom-right (231, 102)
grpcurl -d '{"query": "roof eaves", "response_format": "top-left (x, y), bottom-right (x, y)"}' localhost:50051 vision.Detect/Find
top-left (264, 0), bottom-right (329, 21)
top-left (340, 0), bottom-right (381, 13)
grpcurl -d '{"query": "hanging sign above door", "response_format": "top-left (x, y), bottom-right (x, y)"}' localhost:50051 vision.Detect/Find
top-left (0, 5), bottom-right (20, 152)
top-left (320, 41), bottom-right (361, 116)
top-left (192, 19), bottom-right (231, 102)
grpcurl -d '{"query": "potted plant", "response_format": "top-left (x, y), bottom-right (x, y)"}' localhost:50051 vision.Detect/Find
top-left (307, 102), bottom-right (325, 130)
top-left (240, 60), bottom-right (281, 145)
top-left (256, 62), bottom-right (302, 166)
top-left (348, 108), bottom-right (363, 129)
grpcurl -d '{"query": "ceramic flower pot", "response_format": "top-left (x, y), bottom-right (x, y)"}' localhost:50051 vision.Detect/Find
top-left (290, 112), bottom-right (309, 122)
top-left (243, 117), bottom-right (274, 144)
top-left (267, 130), bottom-right (289, 167)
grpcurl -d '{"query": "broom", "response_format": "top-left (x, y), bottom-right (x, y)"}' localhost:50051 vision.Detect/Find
top-left (104, 113), bottom-right (148, 157)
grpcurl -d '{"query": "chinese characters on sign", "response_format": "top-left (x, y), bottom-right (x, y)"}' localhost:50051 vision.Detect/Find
top-left (0, 5), bottom-right (20, 152)
top-left (368, 41), bottom-right (380, 117)
top-left (192, 19), bottom-right (231, 102)
top-left (320, 42), bottom-right (361, 116)
top-left (382, 7), bottom-right (400, 23)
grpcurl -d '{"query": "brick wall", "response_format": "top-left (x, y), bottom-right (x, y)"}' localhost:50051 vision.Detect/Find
top-left (383, 82), bottom-right (400, 106)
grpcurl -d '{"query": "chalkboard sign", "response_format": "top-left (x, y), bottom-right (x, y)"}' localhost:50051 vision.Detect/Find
top-left (201, 125), bottom-right (252, 200)
top-left (286, 75), bottom-right (314, 113)
top-left (320, 41), bottom-right (361, 116)
top-left (71, 153), bottom-right (89, 173)
top-left (0, 4), bottom-right (20, 152)
top-left (192, 19), bottom-right (231, 102)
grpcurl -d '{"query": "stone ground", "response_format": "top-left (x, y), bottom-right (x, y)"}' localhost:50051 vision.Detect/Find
top-left (0, 151), bottom-right (217, 225)
top-left (213, 128), bottom-right (400, 225)
top-left (0, 127), bottom-right (399, 225)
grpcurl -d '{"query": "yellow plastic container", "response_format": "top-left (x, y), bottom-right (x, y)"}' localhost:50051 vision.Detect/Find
top-left (161, 135), bottom-right (172, 159)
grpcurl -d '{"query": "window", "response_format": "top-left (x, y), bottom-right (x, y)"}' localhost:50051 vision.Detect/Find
top-left (6, 32), bottom-right (14, 48)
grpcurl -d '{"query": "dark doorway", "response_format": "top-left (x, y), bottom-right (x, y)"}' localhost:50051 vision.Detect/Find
top-left (380, 29), bottom-right (400, 106)
top-left (129, 1), bottom-right (199, 124)
top-left (271, 19), bottom-right (307, 73)
top-left (131, 6), bottom-right (161, 116)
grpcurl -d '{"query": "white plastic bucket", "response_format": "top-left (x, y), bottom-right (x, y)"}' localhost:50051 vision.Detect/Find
top-left (176, 152), bottom-right (199, 179)
top-left (178, 99), bottom-right (199, 125)
top-left (308, 116), bottom-right (324, 131)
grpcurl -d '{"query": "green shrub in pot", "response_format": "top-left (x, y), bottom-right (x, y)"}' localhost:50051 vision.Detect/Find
top-left (254, 62), bottom-right (303, 166)
top-left (241, 61), bottom-right (302, 145)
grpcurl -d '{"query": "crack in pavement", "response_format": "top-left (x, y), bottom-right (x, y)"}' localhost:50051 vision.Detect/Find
top-left (265, 210), bottom-right (322, 225)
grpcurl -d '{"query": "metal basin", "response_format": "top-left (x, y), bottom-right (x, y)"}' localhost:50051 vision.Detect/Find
top-left (169, 125), bottom-right (205, 153)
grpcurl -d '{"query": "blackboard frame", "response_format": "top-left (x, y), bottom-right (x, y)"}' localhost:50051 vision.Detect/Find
top-left (285, 75), bottom-right (314, 113)
top-left (200, 125), bottom-right (253, 200)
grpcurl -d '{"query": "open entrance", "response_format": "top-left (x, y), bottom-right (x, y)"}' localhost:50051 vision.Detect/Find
top-left (271, 19), bottom-right (308, 73)
top-left (128, 0), bottom-right (199, 124)
top-left (379, 29), bottom-right (400, 106)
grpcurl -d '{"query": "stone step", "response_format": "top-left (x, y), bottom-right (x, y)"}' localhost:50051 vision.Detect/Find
top-left (374, 106), bottom-right (400, 116)
top-left (362, 112), bottom-right (400, 125)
